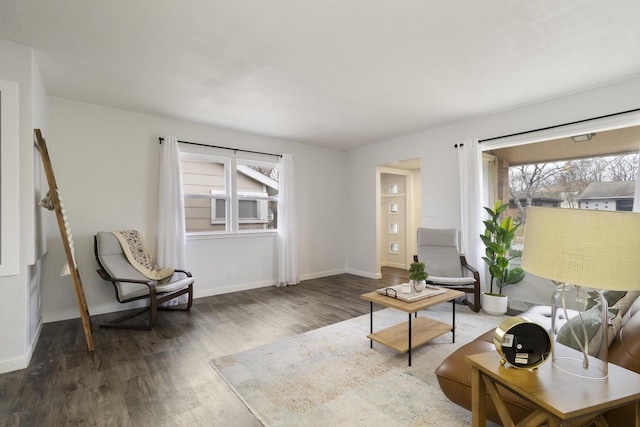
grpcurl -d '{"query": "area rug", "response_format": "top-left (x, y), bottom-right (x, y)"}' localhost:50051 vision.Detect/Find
top-left (210, 304), bottom-right (506, 426)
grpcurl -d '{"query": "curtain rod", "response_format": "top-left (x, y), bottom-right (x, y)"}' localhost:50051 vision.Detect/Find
top-left (478, 107), bottom-right (640, 143)
top-left (158, 137), bottom-right (282, 158)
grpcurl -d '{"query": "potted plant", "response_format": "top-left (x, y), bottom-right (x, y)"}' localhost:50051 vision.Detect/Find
top-left (480, 200), bottom-right (526, 315)
top-left (408, 261), bottom-right (428, 293)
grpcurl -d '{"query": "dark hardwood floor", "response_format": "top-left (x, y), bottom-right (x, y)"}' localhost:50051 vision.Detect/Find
top-left (1, 268), bottom-right (409, 427)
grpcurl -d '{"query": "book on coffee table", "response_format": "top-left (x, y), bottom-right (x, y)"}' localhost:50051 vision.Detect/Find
top-left (376, 284), bottom-right (446, 302)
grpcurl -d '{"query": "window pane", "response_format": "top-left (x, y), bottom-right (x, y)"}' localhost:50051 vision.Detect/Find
top-left (215, 199), bottom-right (226, 219)
top-left (184, 196), bottom-right (226, 232)
top-left (504, 152), bottom-right (638, 255)
top-left (239, 199), bottom-right (258, 218)
top-left (237, 161), bottom-right (279, 231)
top-left (617, 199), bottom-right (634, 211)
top-left (181, 157), bottom-right (227, 232)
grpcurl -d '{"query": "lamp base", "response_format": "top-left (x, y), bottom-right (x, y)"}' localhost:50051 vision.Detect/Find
top-left (551, 284), bottom-right (608, 380)
top-left (552, 356), bottom-right (608, 380)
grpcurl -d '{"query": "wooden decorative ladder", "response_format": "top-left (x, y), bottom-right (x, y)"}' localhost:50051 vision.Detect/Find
top-left (35, 129), bottom-right (94, 351)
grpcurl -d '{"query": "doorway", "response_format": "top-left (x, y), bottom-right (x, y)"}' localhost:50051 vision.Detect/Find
top-left (376, 159), bottom-right (421, 276)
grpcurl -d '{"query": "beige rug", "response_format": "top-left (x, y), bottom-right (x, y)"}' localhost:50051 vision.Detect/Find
top-left (211, 304), bottom-right (506, 426)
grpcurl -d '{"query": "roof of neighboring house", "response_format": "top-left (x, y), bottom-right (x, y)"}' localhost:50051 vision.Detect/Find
top-left (237, 164), bottom-right (279, 190)
top-left (578, 181), bottom-right (636, 200)
top-left (509, 192), bottom-right (563, 203)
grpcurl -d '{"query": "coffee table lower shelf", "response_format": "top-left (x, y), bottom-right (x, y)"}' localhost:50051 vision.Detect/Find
top-left (367, 316), bottom-right (452, 353)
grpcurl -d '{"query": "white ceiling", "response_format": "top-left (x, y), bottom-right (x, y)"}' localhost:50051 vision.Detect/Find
top-left (2, 1), bottom-right (640, 150)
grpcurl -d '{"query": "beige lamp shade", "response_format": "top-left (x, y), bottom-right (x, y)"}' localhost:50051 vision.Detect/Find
top-left (521, 207), bottom-right (640, 290)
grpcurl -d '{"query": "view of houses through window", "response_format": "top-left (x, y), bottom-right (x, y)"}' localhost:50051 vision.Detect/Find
top-left (507, 152), bottom-right (638, 254)
top-left (181, 155), bottom-right (279, 233)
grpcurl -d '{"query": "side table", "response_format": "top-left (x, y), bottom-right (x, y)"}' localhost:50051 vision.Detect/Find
top-left (466, 351), bottom-right (640, 426)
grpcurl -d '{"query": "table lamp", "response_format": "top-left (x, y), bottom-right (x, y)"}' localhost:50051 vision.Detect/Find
top-left (521, 207), bottom-right (640, 379)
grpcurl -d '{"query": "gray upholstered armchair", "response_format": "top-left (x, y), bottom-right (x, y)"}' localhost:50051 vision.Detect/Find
top-left (94, 231), bottom-right (194, 329)
top-left (414, 228), bottom-right (481, 312)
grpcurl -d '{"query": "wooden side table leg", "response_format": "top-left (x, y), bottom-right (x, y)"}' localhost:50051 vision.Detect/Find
top-left (471, 367), bottom-right (486, 427)
top-left (636, 401), bottom-right (640, 427)
top-left (369, 301), bottom-right (373, 348)
top-left (451, 299), bottom-right (456, 343)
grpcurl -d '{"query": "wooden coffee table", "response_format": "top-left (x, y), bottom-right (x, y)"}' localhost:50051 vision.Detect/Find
top-left (361, 288), bottom-right (465, 366)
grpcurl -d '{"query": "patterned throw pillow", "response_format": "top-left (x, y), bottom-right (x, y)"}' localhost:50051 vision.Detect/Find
top-left (557, 305), bottom-right (621, 356)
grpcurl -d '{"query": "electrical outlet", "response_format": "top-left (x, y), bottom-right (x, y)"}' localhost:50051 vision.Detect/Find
top-left (227, 270), bottom-right (233, 279)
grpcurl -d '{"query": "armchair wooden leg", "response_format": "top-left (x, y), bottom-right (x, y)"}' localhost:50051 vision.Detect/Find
top-left (149, 287), bottom-right (158, 328)
top-left (187, 284), bottom-right (193, 310)
top-left (473, 286), bottom-right (481, 312)
top-left (101, 286), bottom-right (192, 330)
top-left (101, 307), bottom-right (152, 330)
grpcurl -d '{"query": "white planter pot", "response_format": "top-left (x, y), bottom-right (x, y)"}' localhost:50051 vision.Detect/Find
top-left (411, 279), bottom-right (426, 292)
top-left (483, 293), bottom-right (508, 315)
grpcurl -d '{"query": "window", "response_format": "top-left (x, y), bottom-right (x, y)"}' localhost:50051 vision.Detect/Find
top-left (211, 190), bottom-right (269, 224)
top-left (485, 126), bottom-right (639, 255)
top-left (181, 154), bottom-right (279, 234)
top-left (617, 199), bottom-right (634, 211)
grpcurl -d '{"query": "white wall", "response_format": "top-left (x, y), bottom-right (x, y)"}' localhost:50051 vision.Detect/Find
top-left (42, 98), bottom-right (346, 321)
top-left (0, 40), bottom-right (48, 374)
top-left (345, 75), bottom-right (640, 304)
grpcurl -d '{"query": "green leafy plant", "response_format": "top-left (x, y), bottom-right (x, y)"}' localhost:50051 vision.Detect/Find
top-left (408, 261), bottom-right (428, 282)
top-left (480, 200), bottom-right (525, 296)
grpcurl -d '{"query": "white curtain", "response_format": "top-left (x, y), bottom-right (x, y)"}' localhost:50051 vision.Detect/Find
top-left (457, 140), bottom-right (486, 292)
top-left (634, 149), bottom-right (640, 212)
top-left (157, 136), bottom-right (188, 304)
top-left (276, 154), bottom-right (299, 286)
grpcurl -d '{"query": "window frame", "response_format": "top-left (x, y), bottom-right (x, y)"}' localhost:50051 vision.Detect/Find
top-left (181, 151), bottom-right (279, 236)
top-left (480, 110), bottom-right (640, 210)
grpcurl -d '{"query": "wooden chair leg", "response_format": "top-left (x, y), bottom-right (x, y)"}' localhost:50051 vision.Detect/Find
top-left (101, 286), bottom-right (192, 330)
top-left (186, 284), bottom-right (193, 310)
top-left (473, 285), bottom-right (481, 312)
top-left (157, 286), bottom-right (192, 311)
top-left (100, 307), bottom-right (152, 330)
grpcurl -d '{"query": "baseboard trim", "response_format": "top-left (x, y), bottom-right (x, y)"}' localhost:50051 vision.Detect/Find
top-left (43, 299), bottom-right (148, 323)
top-left (345, 268), bottom-right (381, 279)
top-left (0, 354), bottom-right (30, 375)
top-left (299, 269), bottom-right (346, 281)
top-left (380, 262), bottom-right (406, 269)
top-left (194, 280), bottom-right (273, 299)
top-left (26, 318), bottom-right (43, 361)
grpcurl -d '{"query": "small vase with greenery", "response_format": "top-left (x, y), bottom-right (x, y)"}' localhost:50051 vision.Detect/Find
top-left (480, 200), bottom-right (525, 299)
top-left (408, 261), bottom-right (429, 292)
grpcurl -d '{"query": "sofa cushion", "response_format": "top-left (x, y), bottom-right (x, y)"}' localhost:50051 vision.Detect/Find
top-left (609, 310), bottom-right (640, 373)
top-left (622, 292), bottom-right (640, 320)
